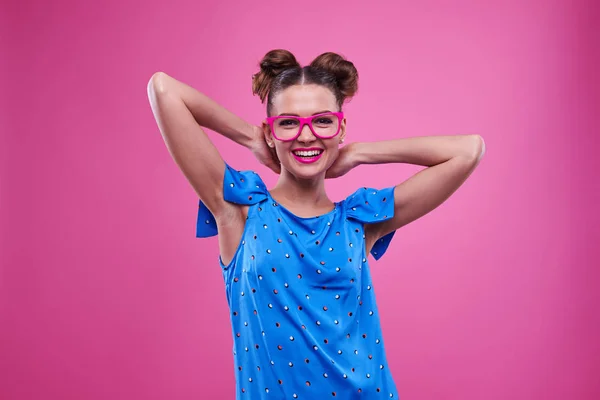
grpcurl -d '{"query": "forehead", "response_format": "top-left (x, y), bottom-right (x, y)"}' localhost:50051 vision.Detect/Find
top-left (271, 84), bottom-right (337, 116)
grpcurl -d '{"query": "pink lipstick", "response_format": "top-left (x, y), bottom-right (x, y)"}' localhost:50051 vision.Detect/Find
top-left (291, 147), bottom-right (324, 164)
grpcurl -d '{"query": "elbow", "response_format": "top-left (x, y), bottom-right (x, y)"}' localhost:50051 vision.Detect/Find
top-left (473, 135), bottom-right (485, 163)
top-left (463, 134), bottom-right (485, 163)
top-left (147, 72), bottom-right (171, 96)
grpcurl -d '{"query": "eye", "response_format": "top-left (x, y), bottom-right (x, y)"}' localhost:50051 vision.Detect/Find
top-left (277, 118), bottom-right (299, 127)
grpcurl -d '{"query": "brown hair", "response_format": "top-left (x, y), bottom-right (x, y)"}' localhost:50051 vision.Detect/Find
top-left (251, 49), bottom-right (359, 116)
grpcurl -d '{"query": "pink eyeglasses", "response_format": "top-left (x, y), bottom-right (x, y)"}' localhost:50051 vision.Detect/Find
top-left (265, 111), bottom-right (344, 142)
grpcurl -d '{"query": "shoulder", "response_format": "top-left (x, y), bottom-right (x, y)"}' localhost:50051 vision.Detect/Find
top-left (341, 185), bottom-right (398, 260)
top-left (196, 163), bottom-right (269, 238)
top-left (342, 186), bottom-right (396, 223)
top-left (222, 164), bottom-right (269, 204)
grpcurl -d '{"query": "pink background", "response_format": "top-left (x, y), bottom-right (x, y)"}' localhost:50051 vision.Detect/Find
top-left (2, 0), bottom-right (599, 399)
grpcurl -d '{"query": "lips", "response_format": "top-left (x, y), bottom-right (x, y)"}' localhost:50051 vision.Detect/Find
top-left (291, 147), bottom-right (324, 164)
top-left (292, 148), bottom-right (324, 157)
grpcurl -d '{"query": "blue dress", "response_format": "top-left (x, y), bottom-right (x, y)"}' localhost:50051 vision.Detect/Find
top-left (196, 163), bottom-right (400, 399)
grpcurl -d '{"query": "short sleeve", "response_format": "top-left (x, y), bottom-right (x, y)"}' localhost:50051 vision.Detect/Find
top-left (195, 163), bottom-right (268, 238)
top-left (344, 186), bottom-right (397, 260)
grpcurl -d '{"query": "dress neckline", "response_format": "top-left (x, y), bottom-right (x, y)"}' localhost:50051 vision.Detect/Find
top-left (266, 190), bottom-right (340, 220)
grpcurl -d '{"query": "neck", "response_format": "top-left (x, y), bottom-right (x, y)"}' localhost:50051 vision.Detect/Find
top-left (270, 169), bottom-right (333, 214)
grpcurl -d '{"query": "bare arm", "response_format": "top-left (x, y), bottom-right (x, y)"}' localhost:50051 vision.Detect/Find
top-left (147, 72), bottom-right (282, 264)
top-left (350, 135), bottom-right (485, 251)
top-left (147, 72), bottom-right (272, 218)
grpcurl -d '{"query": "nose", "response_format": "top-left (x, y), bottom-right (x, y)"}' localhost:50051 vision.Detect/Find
top-left (297, 121), bottom-right (316, 143)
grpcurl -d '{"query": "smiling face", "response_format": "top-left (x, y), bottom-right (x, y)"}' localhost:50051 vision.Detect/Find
top-left (264, 84), bottom-right (346, 180)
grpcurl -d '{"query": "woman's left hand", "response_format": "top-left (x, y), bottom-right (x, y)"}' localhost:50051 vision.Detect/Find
top-left (326, 143), bottom-right (359, 179)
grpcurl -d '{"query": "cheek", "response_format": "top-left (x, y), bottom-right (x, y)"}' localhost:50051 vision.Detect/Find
top-left (274, 143), bottom-right (292, 159)
top-left (325, 142), bottom-right (341, 156)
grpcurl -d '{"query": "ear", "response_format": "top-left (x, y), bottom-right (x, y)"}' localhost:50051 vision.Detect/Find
top-left (263, 121), bottom-right (275, 147)
top-left (338, 117), bottom-right (347, 144)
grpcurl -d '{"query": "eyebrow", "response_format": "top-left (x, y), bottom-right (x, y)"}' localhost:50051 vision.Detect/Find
top-left (278, 110), bottom-right (332, 116)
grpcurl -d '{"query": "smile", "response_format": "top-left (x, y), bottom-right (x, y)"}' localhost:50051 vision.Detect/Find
top-left (291, 148), bottom-right (324, 164)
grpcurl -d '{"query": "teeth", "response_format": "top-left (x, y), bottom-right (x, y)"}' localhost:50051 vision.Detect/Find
top-left (294, 150), bottom-right (322, 157)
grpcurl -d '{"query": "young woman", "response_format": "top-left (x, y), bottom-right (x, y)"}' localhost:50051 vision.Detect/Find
top-left (147, 49), bottom-right (484, 399)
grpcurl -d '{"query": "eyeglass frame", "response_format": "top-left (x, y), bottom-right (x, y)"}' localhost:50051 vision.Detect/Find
top-left (265, 111), bottom-right (345, 142)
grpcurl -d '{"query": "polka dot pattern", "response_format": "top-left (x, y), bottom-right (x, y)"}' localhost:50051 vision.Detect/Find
top-left (196, 163), bottom-right (399, 398)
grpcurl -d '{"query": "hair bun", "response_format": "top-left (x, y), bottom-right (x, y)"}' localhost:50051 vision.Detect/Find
top-left (309, 52), bottom-right (358, 99)
top-left (252, 49), bottom-right (301, 103)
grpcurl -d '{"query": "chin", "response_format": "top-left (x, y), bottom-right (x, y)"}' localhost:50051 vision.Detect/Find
top-left (284, 153), bottom-right (330, 179)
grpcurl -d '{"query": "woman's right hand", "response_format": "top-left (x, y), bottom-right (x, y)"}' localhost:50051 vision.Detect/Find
top-left (249, 125), bottom-right (281, 174)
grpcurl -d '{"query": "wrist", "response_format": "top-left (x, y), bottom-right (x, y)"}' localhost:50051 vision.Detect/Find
top-left (238, 123), bottom-right (259, 149)
top-left (348, 142), bottom-right (367, 166)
